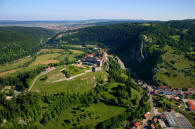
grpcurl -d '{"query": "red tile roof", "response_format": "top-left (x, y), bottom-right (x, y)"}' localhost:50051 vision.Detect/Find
top-left (87, 54), bottom-right (94, 57)
top-left (188, 100), bottom-right (195, 111)
top-left (144, 113), bottom-right (149, 118)
top-left (159, 86), bottom-right (169, 89)
top-left (153, 118), bottom-right (158, 123)
top-left (134, 122), bottom-right (140, 127)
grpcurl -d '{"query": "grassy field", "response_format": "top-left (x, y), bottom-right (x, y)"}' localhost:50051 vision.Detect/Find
top-left (68, 45), bottom-right (83, 48)
top-left (0, 56), bottom-right (34, 76)
top-left (38, 49), bottom-right (65, 54)
top-left (57, 49), bottom-right (86, 62)
top-left (69, 49), bottom-right (84, 54)
top-left (29, 53), bottom-right (60, 66)
top-left (0, 56), bottom-right (33, 73)
top-left (32, 69), bottom-right (108, 95)
top-left (40, 65), bottom-right (90, 82)
top-left (38, 102), bottom-right (126, 129)
top-left (86, 45), bottom-right (97, 48)
top-left (169, 35), bottom-right (180, 42)
top-left (0, 70), bottom-right (18, 77)
top-left (56, 54), bottom-right (76, 62)
top-left (63, 65), bottom-right (90, 76)
top-left (141, 23), bottom-right (151, 26)
top-left (154, 46), bottom-right (195, 88)
top-left (43, 66), bottom-right (65, 82)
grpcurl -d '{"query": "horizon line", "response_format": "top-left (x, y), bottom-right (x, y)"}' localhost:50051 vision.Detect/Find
top-left (0, 18), bottom-right (194, 22)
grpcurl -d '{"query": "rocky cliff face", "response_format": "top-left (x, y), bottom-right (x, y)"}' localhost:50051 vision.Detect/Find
top-left (116, 56), bottom-right (126, 69)
top-left (129, 35), bottom-right (147, 64)
top-left (121, 34), bottom-right (155, 80)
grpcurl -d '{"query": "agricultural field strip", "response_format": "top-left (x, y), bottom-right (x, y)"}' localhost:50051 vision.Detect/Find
top-left (0, 56), bottom-right (33, 74)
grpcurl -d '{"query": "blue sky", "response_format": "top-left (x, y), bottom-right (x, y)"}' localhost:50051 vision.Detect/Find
top-left (0, 0), bottom-right (194, 21)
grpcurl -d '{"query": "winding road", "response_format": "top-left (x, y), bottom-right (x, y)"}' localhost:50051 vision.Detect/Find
top-left (28, 67), bottom-right (55, 92)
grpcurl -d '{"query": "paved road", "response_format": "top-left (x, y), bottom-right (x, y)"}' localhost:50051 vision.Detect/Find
top-left (28, 67), bottom-right (55, 92)
top-left (147, 95), bottom-right (155, 122)
top-left (53, 69), bottom-right (92, 83)
top-left (139, 94), bottom-right (155, 129)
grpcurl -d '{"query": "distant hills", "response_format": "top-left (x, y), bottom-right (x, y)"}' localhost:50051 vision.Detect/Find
top-left (0, 19), bottom-right (154, 26)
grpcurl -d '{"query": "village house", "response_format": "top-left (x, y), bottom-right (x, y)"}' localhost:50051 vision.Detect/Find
top-left (187, 88), bottom-right (195, 91)
top-left (149, 123), bottom-right (155, 129)
top-left (139, 83), bottom-right (194, 98)
top-left (184, 88), bottom-right (195, 96)
top-left (44, 65), bottom-right (51, 71)
top-left (157, 86), bottom-right (174, 95)
top-left (42, 66), bottom-right (55, 74)
top-left (153, 117), bottom-right (158, 123)
top-left (155, 86), bottom-right (195, 98)
top-left (154, 89), bottom-right (159, 94)
top-left (173, 90), bottom-right (185, 98)
top-left (129, 121), bottom-right (140, 129)
top-left (188, 100), bottom-right (195, 111)
top-left (94, 45), bottom-right (100, 50)
top-left (144, 112), bottom-right (150, 119)
top-left (134, 122), bottom-right (140, 128)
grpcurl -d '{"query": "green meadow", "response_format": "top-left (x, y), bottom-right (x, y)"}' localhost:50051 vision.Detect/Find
top-left (154, 46), bottom-right (195, 88)
top-left (32, 68), bottom-right (108, 95)
top-left (0, 56), bottom-right (33, 75)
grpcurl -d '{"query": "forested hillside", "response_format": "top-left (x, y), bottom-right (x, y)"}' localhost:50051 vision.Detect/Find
top-left (0, 56), bottom-right (150, 129)
top-left (51, 19), bottom-right (195, 88)
top-left (0, 27), bottom-right (56, 64)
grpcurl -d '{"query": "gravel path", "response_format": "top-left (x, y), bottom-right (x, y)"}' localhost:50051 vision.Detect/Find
top-left (53, 69), bottom-right (92, 83)
top-left (28, 67), bottom-right (55, 91)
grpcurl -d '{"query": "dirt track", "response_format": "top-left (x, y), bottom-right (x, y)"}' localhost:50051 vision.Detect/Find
top-left (53, 69), bottom-right (92, 83)
top-left (28, 67), bottom-right (55, 92)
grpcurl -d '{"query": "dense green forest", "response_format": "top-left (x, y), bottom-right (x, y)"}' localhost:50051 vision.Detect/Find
top-left (0, 57), bottom-right (150, 129)
top-left (0, 27), bottom-right (56, 64)
top-left (50, 19), bottom-right (195, 88)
